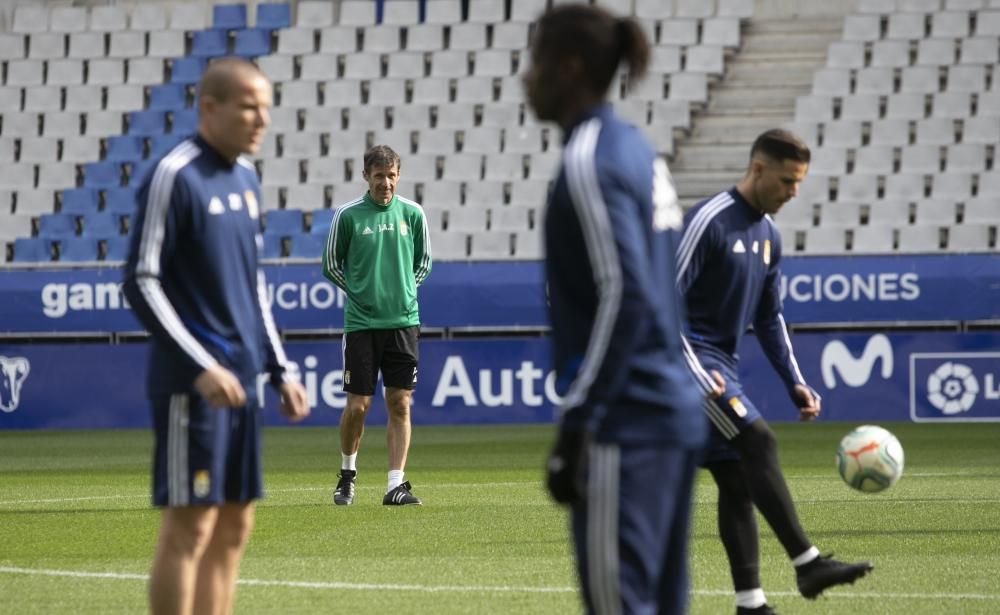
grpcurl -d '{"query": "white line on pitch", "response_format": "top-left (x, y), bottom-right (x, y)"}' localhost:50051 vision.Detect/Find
top-left (0, 566), bottom-right (998, 601)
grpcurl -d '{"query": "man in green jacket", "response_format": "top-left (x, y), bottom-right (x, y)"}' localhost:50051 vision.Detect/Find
top-left (322, 145), bottom-right (432, 506)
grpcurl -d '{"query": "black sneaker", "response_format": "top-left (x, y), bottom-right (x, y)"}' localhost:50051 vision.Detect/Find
top-left (333, 470), bottom-right (356, 506)
top-left (737, 604), bottom-right (777, 614)
top-left (382, 480), bottom-right (421, 506)
top-left (796, 554), bottom-right (873, 599)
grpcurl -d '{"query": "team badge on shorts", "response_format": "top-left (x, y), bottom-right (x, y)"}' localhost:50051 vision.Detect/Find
top-left (344, 370), bottom-right (351, 385)
top-left (729, 397), bottom-right (748, 418)
top-left (193, 470), bottom-right (211, 498)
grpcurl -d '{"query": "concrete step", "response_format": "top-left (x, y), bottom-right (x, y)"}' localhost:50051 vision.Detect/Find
top-left (690, 115), bottom-right (794, 143)
top-left (733, 50), bottom-right (827, 64)
top-left (745, 19), bottom-right (844, 36)
top-left (671, 143), bottom-right (754, 170)
top-left (670, 170), bottom-right (742, 199)
top-left (708, 85), bottom-right (808, 111)
top-left (740, 32), bottom-right (839, 53)
top-left (724, 64), bottom-right (818, 86)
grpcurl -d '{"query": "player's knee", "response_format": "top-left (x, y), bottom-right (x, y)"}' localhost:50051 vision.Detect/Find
top-left (385, 390), bottom-right (411, 420)
top-left (215, 510), bottom-right (254, 548)
top-left (161, 512), bottom-right (216, 555)
top-left (345, 395), bottom-right (372, 416)
top-left (736, 419), bottom-right (777, 460)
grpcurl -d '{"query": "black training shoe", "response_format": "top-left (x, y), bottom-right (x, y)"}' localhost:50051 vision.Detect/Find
top-left (796, 554), bottom-right (873, 599)
top-left (737, 604), bottom-right (778, 614)
top-left (382, 480), bottom-right (422, 506)
top-left (333, 470), bottom-right (356, 506)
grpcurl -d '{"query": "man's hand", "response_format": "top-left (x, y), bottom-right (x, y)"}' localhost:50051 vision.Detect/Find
top-left (793, 384), bottom-right (821, 422)
top-left (194, 364), bottom-right (246, 408)
top-left (707, 369), bottom-right (726, 400)
top-left (278, 381), bottom-right (310, 422)
top-left (546, 427), bottom-right (588, 505)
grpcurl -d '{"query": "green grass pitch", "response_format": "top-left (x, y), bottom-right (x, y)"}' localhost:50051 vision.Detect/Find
top-left (1, 422), bottom-right (998, 614)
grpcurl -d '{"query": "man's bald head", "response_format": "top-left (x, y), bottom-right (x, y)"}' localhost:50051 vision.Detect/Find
top-left (198, 57), bottom-right (267, 104)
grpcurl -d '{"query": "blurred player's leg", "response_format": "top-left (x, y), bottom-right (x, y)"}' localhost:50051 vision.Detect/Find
top-left (149, 506), bottom-right (219, 615)
top-left (193, 502), bottom-right (255, 614)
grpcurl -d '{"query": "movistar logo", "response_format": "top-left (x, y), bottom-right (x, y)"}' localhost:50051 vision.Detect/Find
top-left (821, 334), bottom-right (893, 389)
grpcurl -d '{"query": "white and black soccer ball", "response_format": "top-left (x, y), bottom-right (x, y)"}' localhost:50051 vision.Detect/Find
top-left (836, 425), bottom-right (904, 493)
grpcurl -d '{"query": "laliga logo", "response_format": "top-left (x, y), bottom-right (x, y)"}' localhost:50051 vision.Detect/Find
top-left (926, 362), bottom-right (978, 415)
top-left (0, 356), bottom-right (30, 413)
top-left (820, 334), bottom-right (893, 389)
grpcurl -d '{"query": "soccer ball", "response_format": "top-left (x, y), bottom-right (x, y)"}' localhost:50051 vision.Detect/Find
top-left (836, 425), bottom-right (904, 493)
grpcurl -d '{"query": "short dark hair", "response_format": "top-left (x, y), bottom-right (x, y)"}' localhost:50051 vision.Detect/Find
top-left (198, 57), bottom-right (266, 103)
top-left (363, 145), bottom-right (401, 173)
top-left (749, 129), bottom-right (811, 165)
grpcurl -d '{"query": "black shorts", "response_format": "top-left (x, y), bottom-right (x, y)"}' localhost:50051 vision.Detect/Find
top-left (342, 326), bottom-right (419, 395)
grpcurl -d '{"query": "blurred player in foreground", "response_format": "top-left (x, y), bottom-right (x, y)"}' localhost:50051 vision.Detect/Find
top-left (676, 129), bottom-right (873, 614)
top-left (523, 5), bottom-right (706, 613)
top-left (123, 58), bottom-right (309, 614)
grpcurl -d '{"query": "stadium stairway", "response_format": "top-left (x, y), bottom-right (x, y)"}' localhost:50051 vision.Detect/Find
top-left (671, 17), bottom-right (846, 205)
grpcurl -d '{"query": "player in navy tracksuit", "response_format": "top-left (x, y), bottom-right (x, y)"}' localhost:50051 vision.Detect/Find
top-left (524, 6), bottom-right (706, 613)
top-left (122, 58), bottom-right (308, 614)
top-left (677, 130), bottom-right (873, 614)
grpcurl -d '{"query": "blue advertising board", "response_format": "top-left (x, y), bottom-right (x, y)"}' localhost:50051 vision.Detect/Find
top-left (0, 254), bottom-right (996, 334)
top-left (2, 332), bottom-right (998, 430)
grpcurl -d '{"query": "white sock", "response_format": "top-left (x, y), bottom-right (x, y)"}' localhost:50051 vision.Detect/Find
top-left (792, 546), bottom-right (820, 567)
top-left (735, 588), bottom-right (767, 609)
top-left (387, 469), bottom-right (404, 492)
top-left (341, 452), bottom-right (357, 472)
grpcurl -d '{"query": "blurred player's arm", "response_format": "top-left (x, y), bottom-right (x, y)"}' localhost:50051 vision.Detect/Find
top-left (121, 170), bottom-right (243, 407)
top-left (255, 270), bottom-right (309, 420)
top-left (674, 218), bottom-right (726, 398)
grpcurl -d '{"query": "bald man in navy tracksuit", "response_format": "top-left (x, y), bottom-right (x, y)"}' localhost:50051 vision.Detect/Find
top-left (677, 129), bottom-right (873, 614)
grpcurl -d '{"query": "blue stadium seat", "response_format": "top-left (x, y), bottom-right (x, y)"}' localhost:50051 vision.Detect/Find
top-left (104, 236), bottom-right (131, 261)
top-left (104, 187), bottom-right (137, 216)
top-left (310, 209), bottom-right (335, 234)
top-left (128, 110), bottom-right (166, 137)
top-left (171, 57), bottom-right (207, 85)
top-left (191, 29), bottom-right (229, 58)
top-left (213, 3), bottom-right (248, 29)
top-left (233, 28), bottom-right (272, 58)
top-left (58, 237), bottom-right (99, 262)
top-left (288, 233), bottom-right (325, 258)
top-left (263, 209), bottom-right (304, 236)
top-left (149, 84), bottom-right (188, 111)
top-left (129, 160), bottom-right (156, 187)
top-left (149, 134), bottom-right (188, 158)
top-left (256, 3), bottom-right (291, 29)
top-left (171, 109), bottom-right (198, 136)
top-left (60, 188), bottom-right (99, 215)
top-left (83, 161), bottom-right (122, 189)
top-left (105, 135), bottom-right (145, 164)
top-left (260, 234), bottom-right (283, 258)
top-left (13, 238), bottom-right (51, 263)
top-left (80, 212), bottom-right (120, 239)
top-left (37, 213), bottom-right (78, 240)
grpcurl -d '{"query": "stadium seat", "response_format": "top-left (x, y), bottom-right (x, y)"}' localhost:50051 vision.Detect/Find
top-left (900, 144), bottom-right (941, 173)
top-left (170, 4), bottom-right (209, 30)
top-left (947, 64), bottom-right (987, 92)
top-left (149, 134), bottom-right (188, 158)
top-left (288, 233), bottom-right (325, 258)
top-left (854, 146), bottom-right (896, 175)
top-left (455, 77), bottom-right (495, 104)
top-left (257, 3), bottom-right (291, 29)
top-left (462, 128), bottom-right (502, 155)
top-left (234, 29), bottom-right (272, 58)
top-left (37, 213), bottom-right (77, 240)
top-left (385, 53), bottom-right (425, 79)
top-left (931, 11), bottom-right (970, 38)
top-left (50, 6), bottom-right (88, 33)
top-left (886, 12), bottom-right (924, 39)
top-left (260, 234), bottom-right (284, 258)
top-left (309, 208), bottom-right (335, 233)
top-left (897, 225), bottom-right (944, 252)
top-left (913, 199), bottom-right (958, 225)
top-left (127, 58), bottom-right (167, 87)
top-left (90, 6), bottom-right (128, 32)
top-left (424, 0), bottom-right (462, 23)
top-left (103, 85), bottom-right (142, 112)
top-left (843, 14), bottom-right (882, 40)
top-left (411, 77), bottom-right (455, 104)
top-left (37, 162), bottom-right (77, 190)
top-left (83, 161), bottom-right (123, 189)
top-left (171, 110), bottom-right (199, 137)
top-left (19, 137), bottom-right (59, 163)
top-left (0, 163), bottom-right (35, 191)
top-left (58, 237), bottom-right (100, 262)
top-left (916, 38), bottom-right (956, 66)
top-left (13, 237), bottom-right (51, 262)
top-left (213, 3), bottom-right (248, 29)
top-left (929, 172), bottom-right (973, 200)
top-left (961, 116), bottom-right (1000, 144)
top-left (6, 60), bottom-right (45, 87)
top-left (823, 121), bottom-right (864, 148)
top-left (851, 226), bottom-right (895, 253)
top-left (466, 181), bottom-right (505, 208)
top-left (491, 206), bottom-right (532, 232)
top-left (407, 24), bottom-right (445, 51)
top-left (191, 29), bottom-right (229, 58)
top-left (103, 236), bottom-right (130, 261)
top-left (339, 0), bottom-right (376, 25)
top-left (868, 200), bottom-right (912, 227)
top-left (826, 41), bottom-right (867, 68)
top-left (104, 188), bottom-right (137, 218)
top-left (305, 157), bottom-right (348, 184)
top-left (884, 173), bottom-right (928, 200)
top-left (836, 175), bottom-right (879, 202)
top-left (421, 181), bottom-right (462, 208)
top-left (60, 188), bottom-right (99, 215)
top-left (363, 25), bottom-right (401, 53)
top-left (470, 231), bottom-right (512, 260)
top-left (382, 0), bottom-right (420, 24)
top-left (28, 33), bottom-right (66, 61)
top-left (80, 212), bottom-right (120, 239)
top-left (434, 231), bottom-right (468, 260)
top-left (430, 51), bottom-right (470, 78)
top-left (105, 136), bottom-right (145, 164)
top-left (686, 45), bottom-right (726, 74)
top-left (947, 224), bottom-right (992, 252)
top-left (171, 58), bottom-right (208, 85)
top-left (512, 228), bottom-right (542, 260)
top-left (296, 1), bottom-right (334, 28)
top-left (132, 4), bottom-right (168, 30)
top-left (148, 84), bottom-right (187, 113)
top-left (263, 209), bottom-right (304, 236)
top-left (68, 33), bottom-right (106, 60)
top-left (344, 53), bottom-right (385, 80)
top-left (945, 143), bottom-right (986, 171)
top-left (668, 73), bottom-right (708, 102)
top-left (16, 189), bottom-right (57, 215)
top-left (261, 158), bottom-right (302, 185)
top-left (128, 111), bottom-right (166, 137)
top-left (509, 180), bottom-right (549, 208)
top-left (276, 28), bottom-right (315, 55)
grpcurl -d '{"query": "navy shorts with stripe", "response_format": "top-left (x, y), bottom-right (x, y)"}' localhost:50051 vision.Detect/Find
top-left (570, 441), bottom-right (700, 615)
top-left (151, 392), bottom-right (262, 507)
top-left (698, 357), bottom-right (763, 464)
